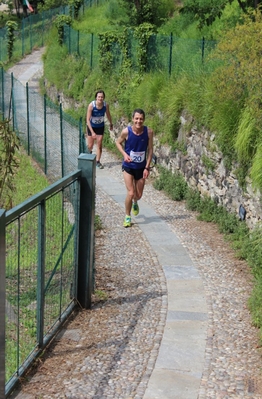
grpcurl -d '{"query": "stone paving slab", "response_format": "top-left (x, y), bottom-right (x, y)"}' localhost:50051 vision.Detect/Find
top-left (143, 369), bottom-right (200, 399)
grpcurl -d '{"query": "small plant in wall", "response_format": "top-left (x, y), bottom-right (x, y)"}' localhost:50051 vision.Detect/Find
top-left (201, 154), bottom-right (215, 173)
top-left (6, 20), bottom-right (18, 60)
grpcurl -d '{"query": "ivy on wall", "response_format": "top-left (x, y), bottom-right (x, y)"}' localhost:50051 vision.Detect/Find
top-left (98, 23), bottom-right (155, 80)
top-left (54, 15), bottom-right (72, 46)
top-left (134, 23), bottom-right (156, 73)
top-left (98, 31), bottom-right (117, 73)
top-left (6, 21), bottom-right (18, 60)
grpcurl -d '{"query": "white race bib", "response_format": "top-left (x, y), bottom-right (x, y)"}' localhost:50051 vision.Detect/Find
top-left (130, 150), bottom-right (145, 163)
top-left (91, 116), bottom-right (104, 124)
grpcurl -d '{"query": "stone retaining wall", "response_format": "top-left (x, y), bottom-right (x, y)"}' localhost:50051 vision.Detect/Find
top-left (153, 112), bottom-right (262, 229)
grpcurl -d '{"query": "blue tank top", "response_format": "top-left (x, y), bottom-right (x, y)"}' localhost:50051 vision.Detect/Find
top-left (123, 126), bottom-right (149, 170)
top-left (90, 100), bottom-right (106, 128)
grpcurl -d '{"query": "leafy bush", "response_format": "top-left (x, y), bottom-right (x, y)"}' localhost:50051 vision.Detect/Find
top-left (95, 214), bottom-right (102, 230)
top-left (6, 20), bottom-right (18, 60)
top-left (249, 281), bottom-right (262, 329)
top-left (153, 166), bottom-right (188, 201)
top-left (185, 188), bottom-right (201, 211)
top-left (120, 0), bottom-right (174, 27)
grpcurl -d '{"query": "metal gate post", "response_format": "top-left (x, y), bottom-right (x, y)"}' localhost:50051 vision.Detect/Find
top-left (77, 153), bottom-right (96, 308)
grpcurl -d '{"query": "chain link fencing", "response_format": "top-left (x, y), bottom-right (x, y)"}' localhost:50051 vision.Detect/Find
top-left (0, 69), bottom-right (87, 182)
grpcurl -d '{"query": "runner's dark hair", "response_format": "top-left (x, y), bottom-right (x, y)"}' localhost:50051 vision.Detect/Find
top-left (95, 90), bottom-right (105, 99)
top-left (132, 108), bottom-right (145, 119)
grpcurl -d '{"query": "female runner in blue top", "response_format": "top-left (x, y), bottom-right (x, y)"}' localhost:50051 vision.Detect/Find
top-left (86, 90), bottom-right (113, 169)
top-left (116, 108), bottom-right (154, 227)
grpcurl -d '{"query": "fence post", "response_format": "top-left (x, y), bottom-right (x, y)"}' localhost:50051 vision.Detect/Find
top-left (60, 103), bottom-right (64, 177)
top-left (37, 202), bottom-right (45, 347)
top-left (77, 30), bottom-right (80, 56)
top-left (169, 32), bottom-right (173, 77)
top-left (26, 82), bottom-right (30, 155)
top-left (79, 117), bottom-right (82, 153)
top-left (44, 94), bottom-right (47, 174)
top-left (30, 15), bottom-right (33, 53)
top-left (77, 153), bottom-right (96, 308)
top-left (10, 73), bottom-right (14, 129)
top-left (202, 37), bottom-right (205, 63)
top-left (69, 25), bottom-right (71, 54)
top-left (0, 209), bottom-right (6, 399)
top-left (22, 18), bottom-right (25, 57)
top-left (90, 33), bottom-right (93, 69)
top-left (1, 67), bottom-right (4, 119)
top-left (42, 13), bottom-right (44, 47)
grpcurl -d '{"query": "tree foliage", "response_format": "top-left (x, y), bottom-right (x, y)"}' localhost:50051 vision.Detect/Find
top-left (181, 0), bottom-right (261, 28)
top-left (37, 0), bottom-right (67, 12)
top-left (119, 0), bottom-right (174, 27)
top-left (69, 0), bottom-right (83, 19)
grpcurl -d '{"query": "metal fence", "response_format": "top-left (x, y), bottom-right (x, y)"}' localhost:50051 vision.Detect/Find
top-left (1, 154), bottom-right (96, 397)
top-left (1, 0), bottom-right (217, 78)
top-left (63, 26), bottom-right (217, 76)
top-left (0, 0), bottom-right (107, 63)
top-left (0, 68), bottom-right (87, 181)
top-left (5, 172), bottom-right (80, 396)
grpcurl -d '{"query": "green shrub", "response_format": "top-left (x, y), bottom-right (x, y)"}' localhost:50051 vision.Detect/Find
top-left (202, 154), bottom-right (215, 173)
top-left (249, 280), bottom-right (262, 331)
top-left (185, 188), bottom-right (201, 211)
top-left (153, 166), bottom-right (187, 201)
top-left (95, 214), bottom-right (102, 231)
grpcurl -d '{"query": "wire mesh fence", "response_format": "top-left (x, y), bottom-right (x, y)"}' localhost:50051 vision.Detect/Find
top-left (5, 175), bottom-right (80, 394)
top-left (0, 0), bottom-right (107, 63)
top-left (0, 69), bottom-right (87, 182)
top-left (63, 25), bottom-right (217, 77)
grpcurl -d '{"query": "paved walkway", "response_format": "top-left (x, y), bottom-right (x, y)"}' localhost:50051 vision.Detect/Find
top-left (8, 49), bottom-right (262, 399)
top-left (96, 168), bottom-right (207, 399)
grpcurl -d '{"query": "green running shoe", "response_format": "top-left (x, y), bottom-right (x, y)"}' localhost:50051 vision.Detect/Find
top-left (96, 161), bottom-right (104, 169)
top-left (132, 202), bottom-right (139, 216)
top-left (123, 215), bottom-right (131, 227)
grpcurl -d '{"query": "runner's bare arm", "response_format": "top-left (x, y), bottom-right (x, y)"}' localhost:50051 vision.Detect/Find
top-left (116, 128), bottom-right (131, 162)
top-left (86, 103), bottom-right (96, 136)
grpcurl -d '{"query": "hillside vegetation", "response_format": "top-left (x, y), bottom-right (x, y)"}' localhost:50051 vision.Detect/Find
top-left (42, 0), bottom-right (262, 191)
top-left (2, 0), bottom-right (262, 337)
top-left (40, 0), bottom-right (262, 337)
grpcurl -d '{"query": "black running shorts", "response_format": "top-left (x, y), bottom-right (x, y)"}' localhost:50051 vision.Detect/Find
top-left (87, 126), bottom-right (105, 136)
top-left (122, 166), bottom-right (144, 181)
